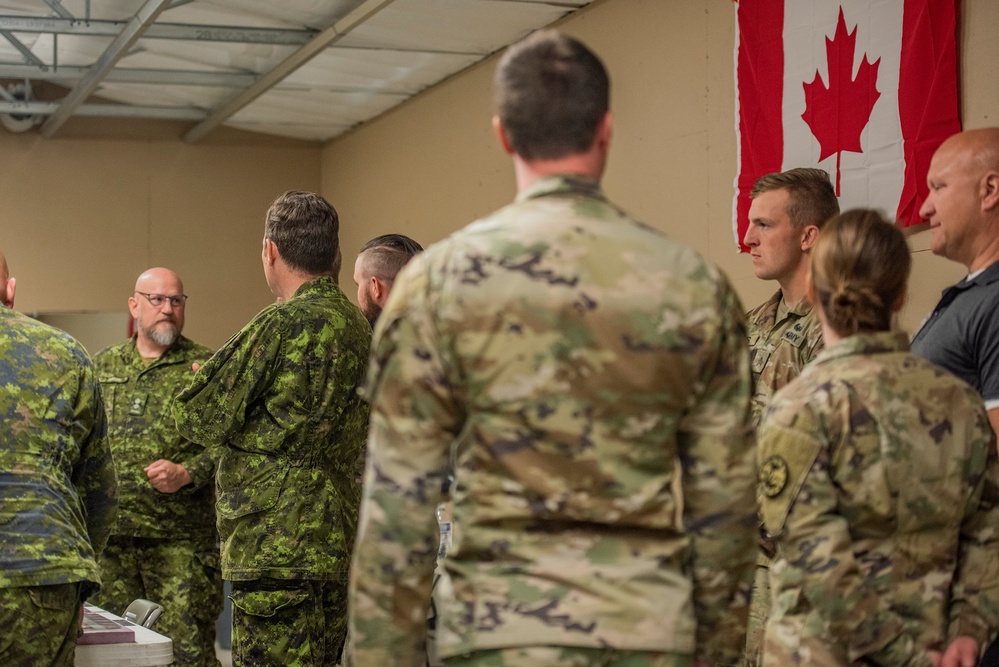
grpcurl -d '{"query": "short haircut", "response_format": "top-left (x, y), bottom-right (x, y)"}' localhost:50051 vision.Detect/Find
top-left (264, 191), bottom-right (339, 275)
top-left (359, 234), bottom-right (424, 284)
top-left (810, 208), bottom-right (910, 336)
top-left (494, 30), bottom-right (609, 161)
top-left (750, 168), bottom-right (840, 229)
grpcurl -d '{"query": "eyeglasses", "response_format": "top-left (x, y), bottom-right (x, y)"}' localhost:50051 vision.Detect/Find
top-left (135, 291), bottom-right (188, 308)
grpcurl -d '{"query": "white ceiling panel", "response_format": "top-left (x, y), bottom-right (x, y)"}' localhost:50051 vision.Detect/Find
top-left (96, 81), bottom-right (229, 108)
top-left (0, 0), bottom-right (598, 142)
top-left (226, 120), bottom-right (354, 142)
top-left (281, 48), bottom-right (480, 95)
top-left (336, 0), bottom-right (573, 54)
top-left (231, 87), bottom-right (408, 126)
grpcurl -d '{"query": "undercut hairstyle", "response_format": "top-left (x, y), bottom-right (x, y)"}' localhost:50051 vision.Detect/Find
top-left (494, 30), bottom-right (609, 161)
top-left (810, 208), bottom-right (910, 337)
top-left (751, 168), bottom-right (840, 229)
top-left (264, 191), bottom-right (339, 276)
top-left (359, 234), bottom-right (424, 284)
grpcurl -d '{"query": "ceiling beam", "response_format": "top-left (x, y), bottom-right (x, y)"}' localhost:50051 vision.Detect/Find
top-left (40, 0), bottom-right (173, 137)
top-left (0, 16), bottom-right (315, 45)
top-left (184, 0), bottom-right (399, 143)
top-left (1, 29), bottom-right (46, 67)
top-left (0, 63), bottom-right (257, 87)
top-left (42, 0), bottom-right (75, 20)
top-left (0, 100), bottom-right (206, 120)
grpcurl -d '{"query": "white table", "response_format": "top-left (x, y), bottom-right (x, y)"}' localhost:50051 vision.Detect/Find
top-left (75, 604), bottom-right (174, 666)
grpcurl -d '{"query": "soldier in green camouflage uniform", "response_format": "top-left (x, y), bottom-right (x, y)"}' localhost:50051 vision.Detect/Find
top-left (174, 192), bottom-right (371, 666)
top-left (741, 168), bottom-right (838, 666)
top-left (758, 211), bottom-right (999, 666)
top-left (90, 268), bottom-right (221, 666)
top-left (347, 31), bottom-right (757, 667)
top-left (0, 248), bottom-right (118, 667)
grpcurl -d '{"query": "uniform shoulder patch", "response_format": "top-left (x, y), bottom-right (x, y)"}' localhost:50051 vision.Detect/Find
top-left (759, 455), bottom-right (789, 497)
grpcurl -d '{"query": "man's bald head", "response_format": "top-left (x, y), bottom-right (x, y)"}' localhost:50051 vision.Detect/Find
top-left (0, 248), bottom-right (14, 308)
top-left (936, 127), bottom-right (999, 174)
top-left (129, 267), bottom-right (187, 355)
top-left (134, 267), bottom-right (183, 295)
top-left (921, 128), bottom-right (999, 270)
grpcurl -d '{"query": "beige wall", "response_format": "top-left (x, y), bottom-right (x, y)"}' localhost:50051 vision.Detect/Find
top-left (1, 132), bottom-right (321, 348)
top-left (2, 0), bottom-right (996, 348)
top-left (323, 0), bottom-right (999, 335)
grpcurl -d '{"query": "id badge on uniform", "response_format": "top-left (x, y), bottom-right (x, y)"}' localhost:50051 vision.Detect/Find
top-left (129, 393), bottom-right (148, 416)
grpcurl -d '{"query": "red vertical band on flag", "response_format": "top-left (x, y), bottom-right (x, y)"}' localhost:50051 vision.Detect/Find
top-left (897, 0), bottom-right (961, 227)
top-left (735, 0), bottom-right (784, 252)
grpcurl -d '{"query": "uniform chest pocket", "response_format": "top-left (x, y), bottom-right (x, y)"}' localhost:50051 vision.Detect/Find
top-left (98, 377), bottom-right (128, 420)
top-left (758, 435), bottom-right (822, 537)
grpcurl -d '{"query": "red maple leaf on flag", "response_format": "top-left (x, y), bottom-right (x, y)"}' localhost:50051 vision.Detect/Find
top-left (801, 7), bottom-right (881, 196)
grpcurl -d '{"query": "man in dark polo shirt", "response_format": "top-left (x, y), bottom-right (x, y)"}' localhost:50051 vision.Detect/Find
top-left (911, 127), bottom-right (999, 667)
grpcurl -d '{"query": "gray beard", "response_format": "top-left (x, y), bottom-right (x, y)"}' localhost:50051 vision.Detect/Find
top-left (142, 321), bottom-right (179, 347)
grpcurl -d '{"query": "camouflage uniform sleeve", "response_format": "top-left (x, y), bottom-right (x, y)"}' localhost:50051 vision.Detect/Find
top-left (348, 263), bottom-right (459, 667)
top-left (764, 418), bottom-right (930, 666)
top-left (177, 446), bottom-right (216, 488)
top-left (174, 316), bottom-right (282, 447)
top-left (949, 420), bottom-right (999, 645)
top-left (677, 277), bottom-right (757, 666)
top-left (71, 357), bottom-right (118, 557)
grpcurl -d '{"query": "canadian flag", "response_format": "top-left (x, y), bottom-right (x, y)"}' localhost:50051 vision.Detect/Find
top-left (733, 0), bottom-right (960, 250)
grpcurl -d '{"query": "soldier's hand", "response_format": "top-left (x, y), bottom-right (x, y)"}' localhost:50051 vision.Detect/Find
top-left (938, 637), bottom-right (979, 667)
top-left (144, 459), bottom-right (192, 493)
top-left (191, 362), bottom-right (201, 372)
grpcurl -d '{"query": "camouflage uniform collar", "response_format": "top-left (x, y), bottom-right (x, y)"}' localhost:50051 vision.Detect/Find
top-left (290, 275), bottom-right (339, 300)
top-left (755, 289), bottom-right (812, 326)
top-left (774, 290), bottom-right (813, 317)
top-left (515, 174), bottom-right (604, 203)
top-left (813, 331), bottom-right (909, 365)
top-left (124, 334), bottom-right (194, 368)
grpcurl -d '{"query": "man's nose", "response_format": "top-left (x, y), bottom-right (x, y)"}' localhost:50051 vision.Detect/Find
top-left (918, 196), bottom-right (934, 221)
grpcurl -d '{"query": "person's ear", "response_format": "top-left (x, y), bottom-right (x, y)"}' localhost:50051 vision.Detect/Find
top-left (2, 276), bottom-right (15, 308)
top-left (595, 111), bottom-right (613, 151)
top-left (493, 116), bottom-right (515, 156)
top-left (800, 225), bottom-right (820, 252)
top-left (127, 292), bottom-right (140, 320)
top-left (981, 171), bottom-right (999, 212)
top-left (262, 239), bottom-right (279, 267)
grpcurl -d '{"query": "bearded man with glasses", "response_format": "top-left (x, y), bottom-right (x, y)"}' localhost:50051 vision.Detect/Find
top-left (90, 267), bottom-right (222, 667)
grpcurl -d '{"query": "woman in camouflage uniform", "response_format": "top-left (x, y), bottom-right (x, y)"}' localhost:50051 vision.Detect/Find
top-left (757, 209), bottom-right (999, 666)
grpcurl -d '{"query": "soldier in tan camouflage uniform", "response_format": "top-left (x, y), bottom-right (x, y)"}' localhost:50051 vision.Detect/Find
top-left (175, 192), bottom-right (371, 666)
top-left (743, 168), bottom-right (839, 426)
top-left (347, 30), bottom-right (756, 667)
top-left (0, 247), bottom-right (118, 667)
top-left (741, 168), bottom-right (839, 666)
top-left (90, 268), bottom-right (221, 666)
top-left (757, 210), bottom-right (999, 666)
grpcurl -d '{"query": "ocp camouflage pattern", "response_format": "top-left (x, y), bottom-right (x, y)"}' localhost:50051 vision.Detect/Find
top-left (0, 307), bottom-right (118, 593)
top-left (746, 290), bottom-right (823, 427)
top-left (743, 289), bottom-right (824, 666)
top-left (757, 332), bottom-right (999, 666)
top-left (348, 175), bottom-right (757, 667)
